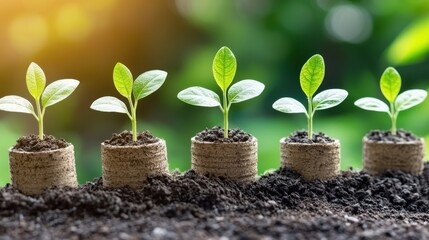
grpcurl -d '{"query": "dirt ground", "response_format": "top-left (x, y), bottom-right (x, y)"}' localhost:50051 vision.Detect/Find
top-left (1, 163), bottom-right (428, 239)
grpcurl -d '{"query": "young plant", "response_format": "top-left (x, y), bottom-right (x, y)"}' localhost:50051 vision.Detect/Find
top-left (354, 67), bottom-right (427, 135)
top-left (90, 63), bottom-right (167, 142)
top-left (177, 46), bottom-right (265, 138)
top-left (0, 62), bottom-right (79, 140)
top-left (272, 54), bottom-right (348, 140)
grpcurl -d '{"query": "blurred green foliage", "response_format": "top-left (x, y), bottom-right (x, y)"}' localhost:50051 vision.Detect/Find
top-left (1, 0), bottom-right (429, 185)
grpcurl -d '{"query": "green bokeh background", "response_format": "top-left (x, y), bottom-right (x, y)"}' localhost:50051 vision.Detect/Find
top-left (1, 0), bottom-right (429, 185)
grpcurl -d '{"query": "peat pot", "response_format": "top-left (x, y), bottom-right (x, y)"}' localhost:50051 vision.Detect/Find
top-left (363, 137), bottom-right (425, 175)
top-left (280, 138), bottom-right (340, 180)
top-left (191, 137), bottom-right (258, 183)
top-left (9, 144), bottom-right (78, 195)
top-left (101, 140), bottom-right (168, 188)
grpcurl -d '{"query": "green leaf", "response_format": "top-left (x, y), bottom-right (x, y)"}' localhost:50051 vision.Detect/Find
top-left (26, 62), bottom-right (46, 100)
top-left (90, 96), bottom-right (130, 114)
top-left (300, 54), bottom-right (325, 98)
top-left (380, 67), bottom-right (401, 103)
top-left (395, 89), bottom-right (427, 112)
top-left (228, 80), bottom-right (265, 104)
top-left (133, 70), bottom-right (167, 101)
top-left (42, 79), bottom-right (79, 108)
top-left (387, 17), bottom-right (429, 66)
top-left (212, 46), bottom-right (237, 92)
top-left (272, 97), bottom-right (307, 115)
top-left (312, 89), bottom-right (348, 111)
top-left (177, 87), bottom-right (221, 107)
top-left (113, 62), bottom-right (133, 98)
top-left (0, 95), bottom-right (35, 114)
top-left (354, 97), bottom-right (390, 113)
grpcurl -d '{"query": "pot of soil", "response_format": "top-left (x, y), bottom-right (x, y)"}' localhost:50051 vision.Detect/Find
top-left (9, 135), bottom-right (78, 195)
top-left (280, 131), bottom-right (340, 181)
top-left (101, 131), bottom-right (168, 188)
top-left (191, 126), bottom-right (258, 183)
top-left (363, 130), bottom-right (425, 175)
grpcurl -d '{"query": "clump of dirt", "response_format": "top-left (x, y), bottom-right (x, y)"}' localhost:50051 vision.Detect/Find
top-left (104, 130), bottom-right (159, 146)
top-left (12, 134), bottom-right (69, 152)
top-left (283, 130), bottom-right (335, 143)
top-left (194, 126), bottom-right (253, 143)
top-left (366, 129), bottom-right (419, 143)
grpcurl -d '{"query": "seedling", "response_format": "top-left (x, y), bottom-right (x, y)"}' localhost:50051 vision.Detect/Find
top-left (354, 67), bottom-right (427, 135)
top-left (272, 54), bottom-right (348, 140)
top-left (0, 62), bottom-right (79, 140)
top-left (90, 63), bottom-right (167, 142)
top-left (177, 46), bottom-right (265, 138)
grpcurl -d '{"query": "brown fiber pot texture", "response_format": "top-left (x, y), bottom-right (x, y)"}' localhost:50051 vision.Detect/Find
top-left (191, 137), bottom-right (258, 183)
top-left (280, 138), bottom-right (340, 181)
top-left (101, 139), bottom-right (168, 188)
top-left (363, 137), bottom-right (425, 175)
top-left (9, 145), bottom-right (78, 195)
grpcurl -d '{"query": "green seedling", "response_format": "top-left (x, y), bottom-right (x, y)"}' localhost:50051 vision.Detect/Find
top-left (90, 62), bottom-right (167, 142)
top-left (177, 46), bottom-right (265, 138)
top-left (272, 54), bottom-right (348, 140)
top-left (0, 62), bottom-right (79, 140)
top-left (354, 67), bottom-right (427, 135)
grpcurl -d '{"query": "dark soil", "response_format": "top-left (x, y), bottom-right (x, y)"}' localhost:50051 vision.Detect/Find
top-left (1, 163), bottom-right (428, 239)
top-left (104, 130), bottom-right (159, 146)
top-left (12, 134), bottom-right (70, 152)
top-left (284, 130), bottom-right (335, 143)
top-left (194, 126), bottom-right (253, 143)
top-left (366, 129), bottom-right (420, 143)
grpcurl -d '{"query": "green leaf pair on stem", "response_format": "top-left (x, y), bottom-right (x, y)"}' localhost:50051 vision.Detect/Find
top-left (90, 63), bottom-right (167, 142)
top-left (354, 67), bottom-right (427, 135)
top-left (0, 63), bottom-right (80, 140)
top-left (177, 46), bottom-right (265, 138)
top-left (272, 54), bottom-right (348, 140)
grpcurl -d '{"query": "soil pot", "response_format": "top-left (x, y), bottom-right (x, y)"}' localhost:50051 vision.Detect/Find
top-left (363, 137), bottom-right (425, 175)
top-left (9, 145), bottom-right (78, 195)
top-left (191, 137), bottom-right (258, 183)
top-left (101, 140), bottom-right (168, 188)
top-left (280, 138), bottom-right (340, 180)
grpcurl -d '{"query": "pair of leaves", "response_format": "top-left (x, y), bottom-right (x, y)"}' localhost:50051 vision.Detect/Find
top-left (354, 89), bottom-right (427, 114)
top-left (90, 63), bottom-right (167, 115)
top-left (0, 63), bottom-right (79, 116)
top-left (177, 80), bottom-right (265, 108)
top-left (272, 89), bottom-right (348, 116)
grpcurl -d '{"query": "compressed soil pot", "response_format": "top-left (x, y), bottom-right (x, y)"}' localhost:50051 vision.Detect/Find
top-left (101, 136), bottom-right (168, 188)
top-left (280, 137), bottom-right (340, 181)
top-left (191, 137), bottom-right (258, 183)
top-left (9, 144), bottom-right (78, 195)
top-left (363, 137), bottom-right (425, 175)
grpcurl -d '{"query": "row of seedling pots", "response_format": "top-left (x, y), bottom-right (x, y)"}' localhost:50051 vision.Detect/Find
top-left (0, 47), bottom-right (426, 195)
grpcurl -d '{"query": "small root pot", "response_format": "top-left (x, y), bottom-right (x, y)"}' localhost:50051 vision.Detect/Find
top-left (363, 137), bottom-right (425, 175)
top-left (101, 140), bottom-right (168, 188)
top-left (280, 138), bottom-right (340, 181)
top-left (9, 145), bottom-right (78, 195)
top-left (191, 137), bottom-right (258, 183)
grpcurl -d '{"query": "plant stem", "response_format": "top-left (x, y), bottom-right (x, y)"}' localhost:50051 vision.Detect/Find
top-left (307, 97), bottom-right (313, 140)
top-left (36, 99), bottom-right (44, 140)
top-left (129, 98), bottom-right (137, 142)
top-left (390, 102), bottom-right (397, 135)
top-left (223, 91), bottom-right (228, 138)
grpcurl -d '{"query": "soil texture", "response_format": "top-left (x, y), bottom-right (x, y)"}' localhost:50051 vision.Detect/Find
top-left (194, 126), bottom-right (253, 143)
top-left (104, 130), bottom-right (159, 146)
top-left (1, 163), bottom-right (428, 239)
top-left (12, 134), bottom-right (69, 152)
top-left (284, 130), bottom-right (335, 143)
top-left (366, 129), bottom-right (419, 143)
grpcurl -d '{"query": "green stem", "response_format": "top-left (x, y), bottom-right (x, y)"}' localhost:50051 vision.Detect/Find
top-left (223, 91), bottom-right (228, 138)
top-left (307, 97), bottom-right (313, 140)
top-left (36, 99), bottom-right (44, 140)
top-left (390, 102), bottom-right (397, 135)
top-left (129, 98), bottom-right (137, 142)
